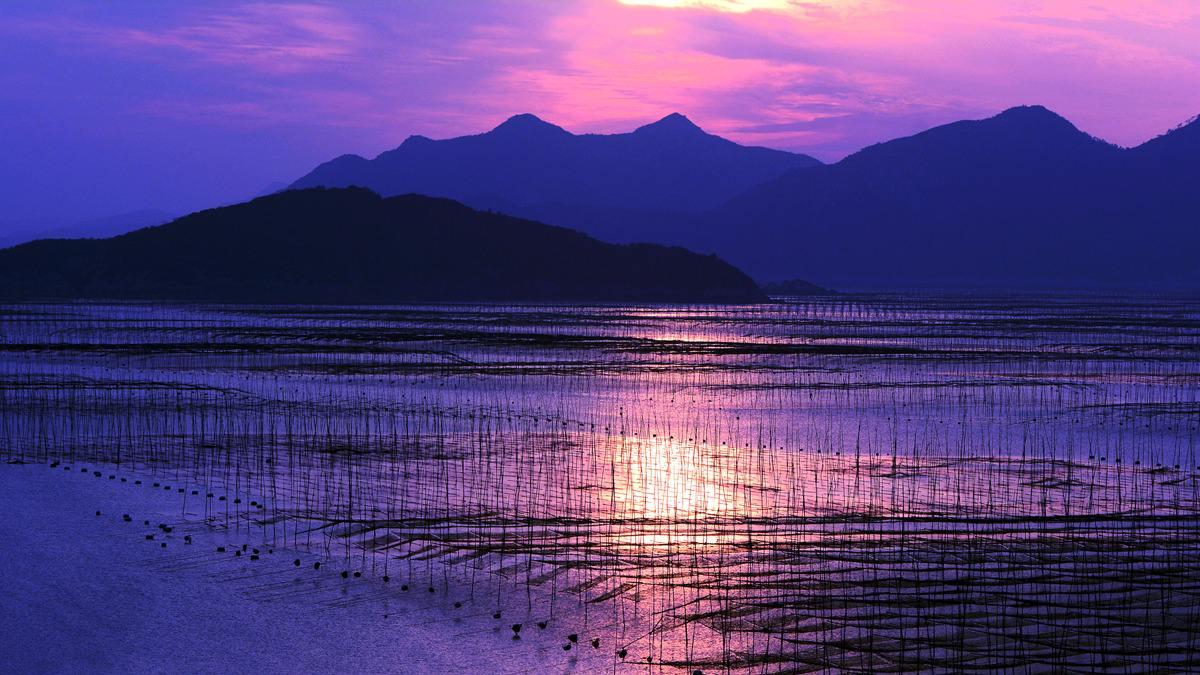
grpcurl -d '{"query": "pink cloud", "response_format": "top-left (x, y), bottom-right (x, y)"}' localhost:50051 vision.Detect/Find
top-left (6, 0), bottom-right (1199, 158)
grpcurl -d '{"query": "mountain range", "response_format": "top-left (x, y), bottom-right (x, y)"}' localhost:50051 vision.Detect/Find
top-left (291, 112), bottom-right (820, 245)
top-left (0, 188), bottom-right (763, 304)
top-left (701, 106), bottom-right (1200, 288)
top-left (292, 106), bottom-right (1200, 290)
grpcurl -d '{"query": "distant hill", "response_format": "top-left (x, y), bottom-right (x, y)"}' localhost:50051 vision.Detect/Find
top-left (0, 210), bottom-right (175, 249)
top-left (0, 188), bottom-right (765, 304)
top-left (698, 106), bottom-right (1200, 289)
top-left (290, 113), bottom-right (820, 244)
top-left (761, 278), bottom-right (834, 296)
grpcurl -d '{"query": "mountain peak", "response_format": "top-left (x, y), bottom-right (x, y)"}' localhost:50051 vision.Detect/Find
top-left (634, 112), bottom-right (706, 136)
top-left (997, 104), bottom-right (1057, 117)
top-left (289, 109), bottom-right (817, 217)
top-left (491, 113), bottom-right (570, 137)
top-left (990, 105), bottom-right (1078, 131)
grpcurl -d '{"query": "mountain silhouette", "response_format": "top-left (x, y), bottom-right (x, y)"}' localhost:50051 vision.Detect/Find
top-left (1130, 113), bottom-right (1200, 164)
top-left (290, 113), bottom-right (820, 243)
top-left (697, 105), bottom-right (1200, 289)
top-left (0, 188), bottom-right (764, 303)
top-left (761, 278), bottom-right (834, 296)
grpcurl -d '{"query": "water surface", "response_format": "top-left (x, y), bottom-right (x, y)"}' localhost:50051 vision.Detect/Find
top-left (2, 295), bottom-right (1198, 671)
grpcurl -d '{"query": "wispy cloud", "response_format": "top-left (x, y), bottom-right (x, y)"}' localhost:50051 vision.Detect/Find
top-left (12, 3), bottom-right (361, 75)
top-left (1, 0), bottom-right (1199, 221)
top-left (7, 0), bottom-right (1198, 150)
top-left (617, 0), bottom-right (792, 13)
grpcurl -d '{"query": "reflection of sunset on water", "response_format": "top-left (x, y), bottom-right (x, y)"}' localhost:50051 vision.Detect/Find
top-left (610, 436), bottom-right (734, 521)
top-left (3, 297), bottom-right (1199, 671)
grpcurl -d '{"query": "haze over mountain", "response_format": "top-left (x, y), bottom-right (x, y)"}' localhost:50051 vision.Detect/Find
top-left (0, 188), bottom-right (763, 304)
top-left (0, 210), bottom-right (175, 249)
top-left (290, 113), bottom-right (821, 243)
top-left (697, 106), bottom-right (1200, 289)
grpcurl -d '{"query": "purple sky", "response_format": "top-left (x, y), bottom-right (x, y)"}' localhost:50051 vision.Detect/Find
top-left (2, 0), bottom-right (1198, 228)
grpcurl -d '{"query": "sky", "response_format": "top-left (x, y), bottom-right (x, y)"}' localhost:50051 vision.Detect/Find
top-left (2, 0), bottom-right (1198, 227)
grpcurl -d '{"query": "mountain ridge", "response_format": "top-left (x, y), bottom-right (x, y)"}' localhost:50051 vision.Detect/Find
top-left (692, 105), bottom-right (1200, 289)
top-left (290, 113), bottom-right (822, 243)
top-left (0, 188), bottom-right (766, 304)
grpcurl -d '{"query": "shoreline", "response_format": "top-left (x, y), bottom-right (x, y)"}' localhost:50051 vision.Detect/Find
top-left (0, 460), bottom-right (609, 674)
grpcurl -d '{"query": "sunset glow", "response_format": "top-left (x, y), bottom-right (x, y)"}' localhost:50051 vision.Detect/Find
top-left (618, 0), bottom-right (792, 12)
top-left (4, 2), bottom-right (1200, 673)
top-left (1, 1), bottom-right (1198, 224)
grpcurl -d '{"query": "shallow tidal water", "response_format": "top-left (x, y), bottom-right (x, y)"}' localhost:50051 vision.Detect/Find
top-left (2, 295), bottom-right (1199, 672)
